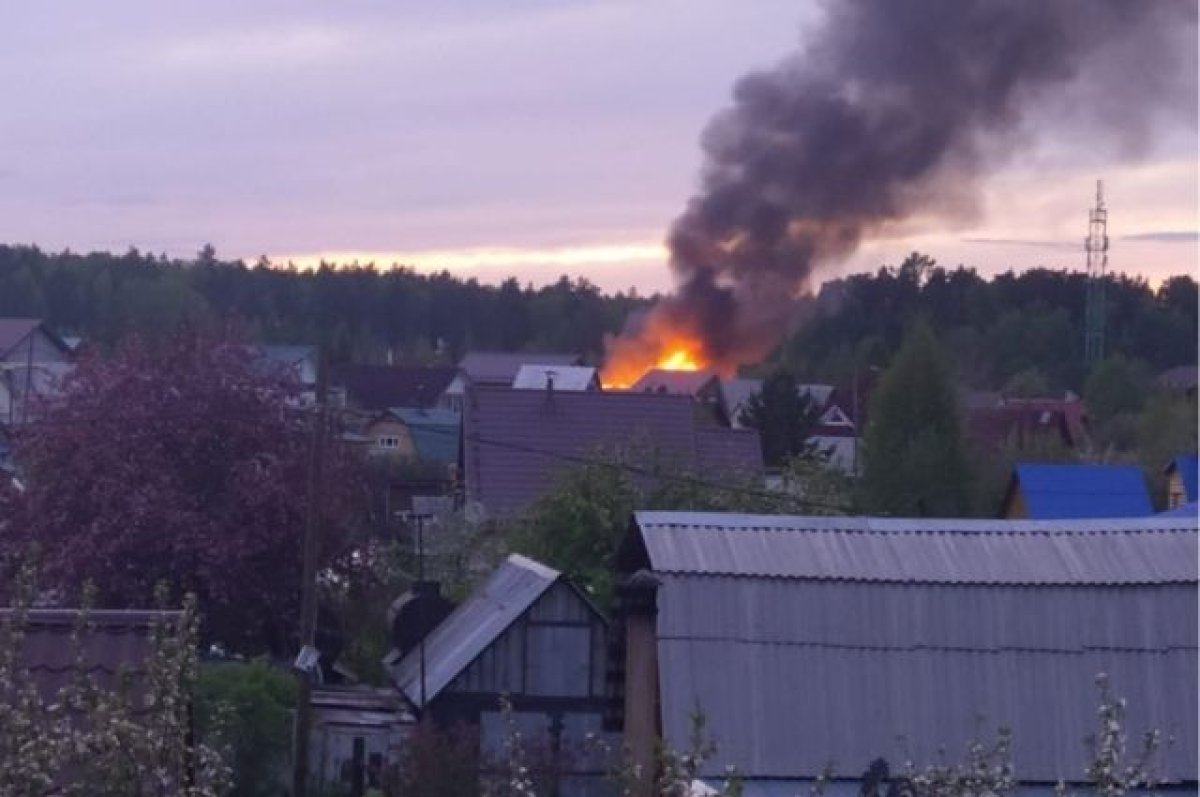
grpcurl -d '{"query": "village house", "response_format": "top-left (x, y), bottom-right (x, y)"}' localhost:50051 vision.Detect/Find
top-left (0, 317), bottom-right (73, 426)
top-left (462, 384), bottom-right (763, 519)
top-left (613, 511), bottom-right (1198, 796)
top-left (384, 555), bottom-right (615, 797)
top-left (443, 351), bottom-right (583, 411)
top-left (1001, 462), bottom-right (1152, 519)
top-left (965, 393), bottom-right (1091, 455)
top-left (722, 378), bottom-right (860, 471)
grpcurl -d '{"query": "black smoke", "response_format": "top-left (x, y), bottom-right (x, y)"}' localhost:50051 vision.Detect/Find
top-left (656, 0), bottom-right (1197, 365)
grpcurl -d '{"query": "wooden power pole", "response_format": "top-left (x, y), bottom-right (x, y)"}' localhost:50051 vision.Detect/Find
top-left (292, 356), bottom-right (327, 797)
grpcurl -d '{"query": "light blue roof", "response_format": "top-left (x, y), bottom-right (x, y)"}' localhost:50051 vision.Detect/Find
top-left (1014, 463), bottom-right (1152, 519)
top-left (390, 408), bottom-right (460, 466)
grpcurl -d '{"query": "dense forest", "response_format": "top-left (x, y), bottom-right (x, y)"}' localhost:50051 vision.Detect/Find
top-left (0, 244), bottom-right (1194, 391)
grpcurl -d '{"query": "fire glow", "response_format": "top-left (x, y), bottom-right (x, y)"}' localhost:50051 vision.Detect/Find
top-left (599, 317), bottom-right (709, 389)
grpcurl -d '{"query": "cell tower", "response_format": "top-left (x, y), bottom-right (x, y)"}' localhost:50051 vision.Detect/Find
top-left (1083, 180), bottom-right (1109, 366)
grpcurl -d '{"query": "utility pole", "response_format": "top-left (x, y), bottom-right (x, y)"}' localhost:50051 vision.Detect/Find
top-left (402, 511), bottom-right (432, 710)
top-left (1084, 179), bottom-right (1109, 368)
top-left (292, 355), bottom-right (327, 797)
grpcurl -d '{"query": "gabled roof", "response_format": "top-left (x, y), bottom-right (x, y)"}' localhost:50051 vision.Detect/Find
top-left (1166, 454), bottom-right (1199, 502)
top-left (389, 407), bottom-right (461, 466)
top-left (331, 364), bottom-right (457, 411)
top-left (458, 352), bottom-right (582, 385)
top-left (512, 364), bottom-right (599, 392)
top-left (0, 318), bottom-right (69, 360)
top-left (1012, 463), bottom-right (1152, 519)
top-left (463, 385), bottom-right (763, 517)
top-left (625, 511), bottom-right (1198, 785)
top-left (631, 368), bottom-right (718, 396)
top-left (385, 554), bottom-right (559, 707)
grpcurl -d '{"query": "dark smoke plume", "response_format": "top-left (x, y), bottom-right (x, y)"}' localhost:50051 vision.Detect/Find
top-left (607, 0), bottom-right (1196, 376)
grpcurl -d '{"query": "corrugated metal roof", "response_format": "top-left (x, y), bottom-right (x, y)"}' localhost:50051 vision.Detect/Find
top-left (464, 386), bottom-right (763, 518)
top-left (391, 407), bottom-right (461, 466)
top-left (512, 365), bottom-right (598, 391)
top-left (458, 352), bottom-right (582, 385)
top-left (1167, 454), bottom-right (1199, 502)
top-left (631, 369), bottom-right (718, 396)
top-left (634, 511), bottom-right (1198, 584)
top-left (630, 513), bottom-right (1198, 783)
top-left (386, 554), bottom-right (559, 707)
top-left (1015, 463), bottom-right (1152, 519)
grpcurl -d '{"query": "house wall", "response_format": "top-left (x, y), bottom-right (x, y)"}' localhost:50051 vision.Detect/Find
top-left (444, 582), bottom-right (607, 700)
top-left (367, 419), bottom-right (417, 458)
top-left (430, 581), bottom-right (614, 797)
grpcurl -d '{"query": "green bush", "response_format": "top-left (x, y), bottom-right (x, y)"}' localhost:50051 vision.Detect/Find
top-left (197, 659), bottom-right (297, 797)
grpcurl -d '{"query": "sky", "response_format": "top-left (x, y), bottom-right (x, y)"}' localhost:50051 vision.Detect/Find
top-left (1, 1), bottom-right (1196, 294)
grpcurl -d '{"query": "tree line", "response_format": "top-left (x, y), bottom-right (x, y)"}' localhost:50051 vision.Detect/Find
top-left (0, 245), bottom-right (1194, 392)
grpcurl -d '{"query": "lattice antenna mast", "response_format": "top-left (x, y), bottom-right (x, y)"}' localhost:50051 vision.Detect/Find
top-left (1084, 179), bottom-right (1109, 366)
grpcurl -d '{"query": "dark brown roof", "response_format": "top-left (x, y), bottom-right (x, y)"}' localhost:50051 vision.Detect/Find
top-left (2, 608), bottom-right (181, 699)
top-left (457, 352), bottom-right (582, 385)
top-left (463, 385), bottom-right (763, 517)
top-left (331, 364), bottom-right (457, 411)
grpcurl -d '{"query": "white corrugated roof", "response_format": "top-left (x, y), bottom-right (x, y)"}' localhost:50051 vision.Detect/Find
top-left (633, 511), bottom-right (1199, 584)
top-left (385, 554), bottom-right (559, 707)
top-left (512, 364), bottom-right (598, 391)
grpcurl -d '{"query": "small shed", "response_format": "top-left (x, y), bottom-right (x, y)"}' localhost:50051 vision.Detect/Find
top-left (384, 555), bottom-right (614, 796)
top-left (1001, 462), bottom-right (1152, 519)
top-left (308, 686), bottom-right (414, 794)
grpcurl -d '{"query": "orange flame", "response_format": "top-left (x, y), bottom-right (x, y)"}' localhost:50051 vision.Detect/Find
top-left (600, 323), bottom-right (709, 389)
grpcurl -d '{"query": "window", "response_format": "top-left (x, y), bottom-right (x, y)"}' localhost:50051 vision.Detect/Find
top-left (377, 436), bottom-right (400, 449)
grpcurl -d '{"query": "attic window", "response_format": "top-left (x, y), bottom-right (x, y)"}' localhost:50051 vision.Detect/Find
top-left (378, 436), bottom-right (400, 449)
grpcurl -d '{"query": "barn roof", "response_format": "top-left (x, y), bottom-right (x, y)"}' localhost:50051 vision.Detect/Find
top-left (385, 555), bottom-right (559, 708)
top-left (463, 385), bottom-right (763, 517)
top-left (626, 511), bottom-right (1198, 785)
top-left (1012, 463), bottom-right (1152, 519)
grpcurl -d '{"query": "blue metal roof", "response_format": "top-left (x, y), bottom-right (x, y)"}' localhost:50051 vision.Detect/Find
top-left (390, 408), bottom-right (460, 466)
top-left (1015, 462), bottom-right (1152, 519)
top-left (1168, 454), bottom-right (1199, 502)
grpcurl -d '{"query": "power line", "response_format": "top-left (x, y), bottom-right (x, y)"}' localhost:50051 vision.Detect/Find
top-left (6, 404), bottom-right (852, 514)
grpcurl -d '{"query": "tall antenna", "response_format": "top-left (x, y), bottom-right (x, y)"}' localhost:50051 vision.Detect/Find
top-left (1084, 179), bottom-right (1109, 366)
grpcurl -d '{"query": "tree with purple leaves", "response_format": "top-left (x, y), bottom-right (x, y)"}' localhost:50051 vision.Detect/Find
top-left (3, 326), bottom-right (358, 654)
